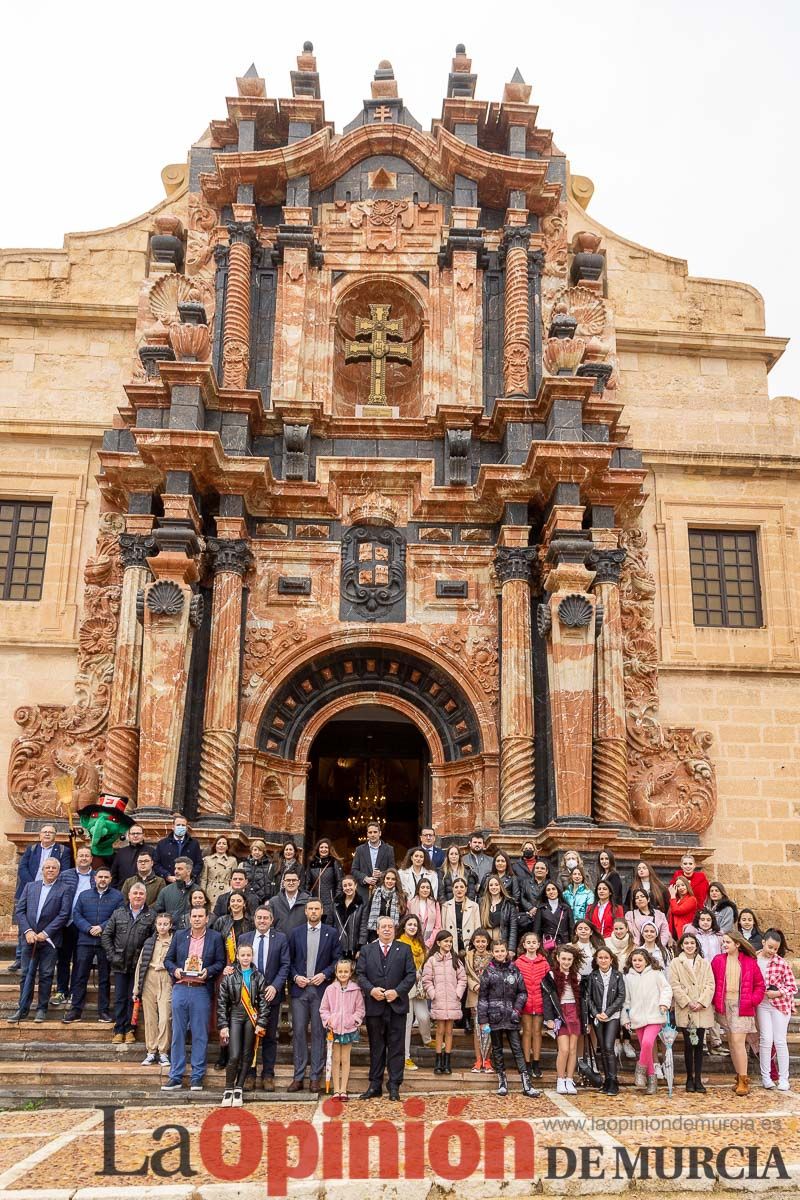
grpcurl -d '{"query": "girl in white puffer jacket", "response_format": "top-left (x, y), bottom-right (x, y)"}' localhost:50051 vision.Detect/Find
top-left (623, 950), bottom-right (673, 1094)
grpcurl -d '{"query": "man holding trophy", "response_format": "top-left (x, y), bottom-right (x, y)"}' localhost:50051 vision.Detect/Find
top-left (162, 906), bottom-right (225, 1092)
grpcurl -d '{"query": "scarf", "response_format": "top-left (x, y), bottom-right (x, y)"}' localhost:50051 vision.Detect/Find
top-left (606, 932), bottom-right (632, 966)
top-left (368, 886), bottom-right (400, 930)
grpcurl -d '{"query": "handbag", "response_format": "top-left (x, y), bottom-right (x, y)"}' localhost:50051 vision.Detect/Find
top-left (577, 1042), bottom-right (604, 1088)
top-left (543, 910), bottom-right (563, 953)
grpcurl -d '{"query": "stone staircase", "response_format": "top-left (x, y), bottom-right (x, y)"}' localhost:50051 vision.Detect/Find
top-left (1, 937), bottom-right (797, 1107)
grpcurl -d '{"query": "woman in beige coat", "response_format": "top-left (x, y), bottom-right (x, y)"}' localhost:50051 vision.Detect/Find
top-left (440, 877), bottom-right (481, 957)
top-left (199, 836), bottom-right (238, 908)
top-left (668, 931), bottom-right (715, 1093)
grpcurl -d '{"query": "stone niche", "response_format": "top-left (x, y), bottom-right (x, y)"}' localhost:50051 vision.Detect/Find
top-left (332, 274), bottom-right (425, 417)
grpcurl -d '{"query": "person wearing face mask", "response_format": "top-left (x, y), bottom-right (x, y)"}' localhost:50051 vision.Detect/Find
top-left (557, 851), bottom-right (590, 895)
top-left (154, 816), bottom-right (203, 884)
top-left (515, 858), bottom-right (550, 934)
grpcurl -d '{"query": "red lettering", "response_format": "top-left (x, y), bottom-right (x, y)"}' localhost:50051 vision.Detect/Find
top-left (348, 1120), bottom-right (399, 1179)
top-left (428, 1120), bottom-right (482, 1181)
top-left (199, 1109), bottom-right (262, 1182)
top-left (483, 1120), bottom-right (535, 1180)
top-left (265, 1120), bottom-right (319, 1197)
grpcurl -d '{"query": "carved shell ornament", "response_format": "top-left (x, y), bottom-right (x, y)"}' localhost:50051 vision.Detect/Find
top-left (557, 593), bottom-right (593, 628)
top-left (146, 580), bottom-right (184, 617)
top-left (148, 274), bottom-right (200, 326)
top-left (547, 286), bottom-right (607, 338)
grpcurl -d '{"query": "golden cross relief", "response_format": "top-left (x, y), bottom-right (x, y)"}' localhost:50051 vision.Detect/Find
top-left (344, 303), bottom-right (412, 406)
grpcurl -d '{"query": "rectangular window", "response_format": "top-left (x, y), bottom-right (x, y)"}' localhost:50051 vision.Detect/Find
top-left (688, 528), bottom-right (762, 628)
top-left (0, 500), bottom-right (52, 601)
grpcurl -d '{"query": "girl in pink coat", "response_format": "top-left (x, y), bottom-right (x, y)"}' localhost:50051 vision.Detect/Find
top-left (422, 930), bottom-right (467, 1075)
top-left (319, 958), bottom-right (366, 1100)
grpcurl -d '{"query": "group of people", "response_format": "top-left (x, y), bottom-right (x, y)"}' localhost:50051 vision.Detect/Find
top-left (10, 817), bottom-right (797, 1102)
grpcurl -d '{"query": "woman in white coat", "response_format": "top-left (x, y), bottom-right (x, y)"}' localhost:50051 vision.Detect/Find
top-left (440, 877), bottom-right (481, 958)
top-left (623, 948), bottom-right (673, 1095)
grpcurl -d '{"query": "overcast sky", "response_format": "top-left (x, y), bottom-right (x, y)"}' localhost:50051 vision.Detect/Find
top-left (2, 0), bottom-right (797, 396)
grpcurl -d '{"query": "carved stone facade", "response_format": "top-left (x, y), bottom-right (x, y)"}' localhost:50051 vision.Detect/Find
top-left (2, 44), bottom-right (798, 938)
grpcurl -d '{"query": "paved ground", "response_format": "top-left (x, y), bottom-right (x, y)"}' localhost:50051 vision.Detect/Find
top-left (0, 1083), bottom-right (799, 1198)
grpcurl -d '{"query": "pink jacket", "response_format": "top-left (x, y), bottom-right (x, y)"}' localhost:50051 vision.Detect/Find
top-left (407, 896), bottom-right (442, 949)
top-left (626, 907), bottom-right (671, 948)
top-left (711, 952), bottom-right (766, 1018)
top-left (319, 979), bottom-right (365, 1036)
top-left (422, 951), bottom-right (467, 1020)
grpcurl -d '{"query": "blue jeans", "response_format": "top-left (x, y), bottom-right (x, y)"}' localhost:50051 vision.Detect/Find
top-left (291, 987), bottom-right (325, 1082)
top-left (70, 943), bottom-right (110, 1016)
top-left (19, 939), bottom-right (57, 1015)
top-left (113, 971), bottom-right (136, 1034)
top-left (169, 984), bottom-right (211, 1085)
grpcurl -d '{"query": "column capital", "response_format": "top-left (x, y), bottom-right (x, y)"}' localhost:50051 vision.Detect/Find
top-left (494, 546), bottom-right (536, 585)
top-left (206, 537), bottom-right (254, 578)
top-left (500, 225), bottom-right (532, 259)
top-left (118, 533), bottom-right (158, 571)
top-left (227, 221), bottom-right (257, 248)
top-left (586, 547), bottom-right (626, 586)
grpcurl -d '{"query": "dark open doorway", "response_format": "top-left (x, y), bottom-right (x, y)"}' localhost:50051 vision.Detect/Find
top-left (305, 705), bottom-right (429, 865)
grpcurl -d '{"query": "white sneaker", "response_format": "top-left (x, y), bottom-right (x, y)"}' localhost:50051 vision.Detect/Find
top-left (556, 1078), bottom-right (567, 1094)
top-left (232, 1088), bottom-right (243, 1107)
top-left (762, 1078), bottom-right (776, 1089)
top-left (565, 1079), bottom-right (577, 1095)
top-left (159, 1055), bottom-right (170, 1067)
top-left (141, 1052), bottom-right (157, 1065)
top-left (221, 1090), bottom-right (233, 1107)
top-left (623, 1041), bottom-right (637, 1060)
top-left (777, 1081), bottom-right (791, 1091)
top-left (655, 1063), bottom-right (664, 1080)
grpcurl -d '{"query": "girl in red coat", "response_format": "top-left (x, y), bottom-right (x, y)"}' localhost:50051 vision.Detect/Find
top-left (668, 876), bottom-right (698, 940)
top-left (711, 931), bottom-right (766, 1096)
top-left (516, 930), bottom-right (549, 1079)
top-left (586, 880), bottom-right (624, 938)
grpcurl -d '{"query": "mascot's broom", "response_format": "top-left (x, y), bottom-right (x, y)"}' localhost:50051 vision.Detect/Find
top-left (53, 774), bottom-right (80, 864)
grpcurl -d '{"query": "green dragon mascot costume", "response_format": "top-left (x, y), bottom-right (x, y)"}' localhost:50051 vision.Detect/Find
top-left (78, 793), bottom-right (134, 859)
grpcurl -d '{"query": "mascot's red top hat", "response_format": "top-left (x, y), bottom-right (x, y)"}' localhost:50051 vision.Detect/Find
top-left (79, 792), bottom-right (135, 828)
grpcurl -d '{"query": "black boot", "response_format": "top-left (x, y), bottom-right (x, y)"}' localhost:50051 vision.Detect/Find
top-left (685, 1073), bottom-right (696, 1092)
top-left (607, 1076), bottom-right (619, 1096)
top-left (530, 1058), bottom-right (542, 1078)
top-left (509, 1028), bottom-right (540, 1097)
top-left (433, 1052), bottom-right (444, 1075)
top-left (443, 1052), bottom-right (452, 1075)
top-left (463, 1011), bottom-right (473, 1035)
top-left (693, 1038), bottom-right (707, 1093)
top-left (496, 1070), bottom-right (508, 1096)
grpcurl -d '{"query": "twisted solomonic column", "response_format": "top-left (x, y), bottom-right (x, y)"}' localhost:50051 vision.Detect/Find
top-left (197, 539), bottom-right (254, 821)
top-left (222, 222), bottom-right (256, 390)
top-left (587, 547), bottom-right (631, 826)
top-left (501, 226), bottom-right (531, 397)
top-left (103, 533), bottom-right (156, 800)
top-left (494, 546), bottom-right (536, 824)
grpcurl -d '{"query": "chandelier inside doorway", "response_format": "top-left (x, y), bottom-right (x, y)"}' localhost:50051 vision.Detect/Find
top-left (346, 758), bottom-right (388, 838)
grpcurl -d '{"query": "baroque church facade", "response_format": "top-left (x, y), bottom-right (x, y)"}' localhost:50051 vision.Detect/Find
top-left (1, 47), bottom-right (798, 937)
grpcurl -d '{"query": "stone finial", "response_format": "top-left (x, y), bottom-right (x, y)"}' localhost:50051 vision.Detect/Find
top-left (447, 42), bottom-right (477, 99)
top-left (371, 59), bottom-right (398, 99)
top-left (236, 63), bottom-right (267, 98)
top-left (298, 41), bottom-right (316, 70)
top-left (291, 40), bottom-right (321, 99)
top-left (503, 66), bottom-right (532, 105)
top-left (452, 43), bottom-right (472, 72)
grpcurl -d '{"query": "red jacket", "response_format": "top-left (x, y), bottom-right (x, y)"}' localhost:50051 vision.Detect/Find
top-left (711, 951), bottom-right (766, 1017)
top-left (516, 952), bottom-right (550, 1015)
top-left (668, 894), bottom-right (698, 940)
top-left (669, 869), bottom-right (709, 911)
top-left (586, 901), bottom-right (624, 938)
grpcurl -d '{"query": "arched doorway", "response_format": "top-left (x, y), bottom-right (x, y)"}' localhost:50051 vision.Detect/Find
top-left (305, 703), bottom-right (429, 861)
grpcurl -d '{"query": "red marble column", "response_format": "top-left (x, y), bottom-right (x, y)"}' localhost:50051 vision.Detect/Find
top-left (539, 554), bottom-right (599, 821)
top-left (587, 546), bottom-right (631, 825)
top-left (197, 539), bottom-right (253, 821)
top-left (502, 225), bottom-right (531, 397)
top-left (222, 213), bottom-right (256, 390)
top-left (137, 551), bottom-right (201, 810)
top-left (102, 531), bottom-right (156, 800)
top-left (494, 539), bottom-right (536, 825)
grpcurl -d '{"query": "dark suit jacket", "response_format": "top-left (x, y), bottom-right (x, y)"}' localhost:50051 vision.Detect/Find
top-left (356, 938), bottom-right (416, 1016)
top-left (287, 922), bottom-right (342, 998)
top-left (15, 843), bottom-right (72, 898)
top-left (238, 929), bottom-right (290, 992)
top-left (164, 926), bottom-right (225, 994)
top-left (350, 842), bottom-right (396, 905)
top-left (153, 834), bottom-right (203, 882)
top-left (15, 881), bottom-right (72, 946)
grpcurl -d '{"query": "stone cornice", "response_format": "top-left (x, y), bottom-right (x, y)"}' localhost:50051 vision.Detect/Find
top-left (643, 449), bottom-right (800, 474)
top-left (616, 325), bottom-right (787, 370)
top-left (0, 418), bottom-right (107, 439)
top-left (0, 298), bottom-right (137, 328)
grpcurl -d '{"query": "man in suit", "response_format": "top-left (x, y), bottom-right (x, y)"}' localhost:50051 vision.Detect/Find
top-left (153, 814), bottom-right (203, 883)
top-left (239, 904), bottom-right (290, 1091)
top-left (11, 856), bottom-right (72, 1022)
top-left (162, 906), bottom-right (225, 1092)
top-left (270, 868), bottom-right (311, 936)
top-left (420, 826), bottom-right (445, 871)
top-left (110, 824), bottom-right (157, 889)
top-left (210, 868), bottom-right (259, 919)
top-left (356, 915), bottom-right (417, 1101)
top-left (287, 899), bottom-right (342, 1092)
top-left (351, 822), bottom-right (395, 906)
top-left (62, 865), bottom-right (122, 1023)
top-left (11, 825), bottom-right (72, 972)
top-left (52, 844), bottom-right (95, 1005)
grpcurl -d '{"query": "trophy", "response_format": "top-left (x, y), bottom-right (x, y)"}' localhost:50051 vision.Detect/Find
top-left (183, 954), bottom-right (203, 978)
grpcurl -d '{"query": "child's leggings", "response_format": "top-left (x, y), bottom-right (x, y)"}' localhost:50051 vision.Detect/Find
top-left (633, 1024), bottom-right (662, 1076)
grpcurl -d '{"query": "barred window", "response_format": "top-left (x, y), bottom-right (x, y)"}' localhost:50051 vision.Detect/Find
top-left (0, 500), bottom-right (52, 601)
top-left (688, 528), bottom-right (762, 628)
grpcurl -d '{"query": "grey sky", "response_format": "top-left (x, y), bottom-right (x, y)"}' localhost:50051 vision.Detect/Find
top-left (2, 0), bottom-right (797, 396)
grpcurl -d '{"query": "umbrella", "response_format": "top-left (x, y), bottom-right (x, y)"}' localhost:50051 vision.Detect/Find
top-left (658, 1019), bottom-right (678, 1096)
top-left (130, 997), bottom-right (141, 1028)
top-left (325, 1029), bottom-right (334, 1093)
top-left (479, 1023), bottom-right (493, 1069)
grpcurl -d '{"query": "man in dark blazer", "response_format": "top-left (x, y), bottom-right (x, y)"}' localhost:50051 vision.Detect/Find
top-left (11, 825), bottom-right (72, 972)
top-left (351, 822), bottom-right (395, 906)
top-left (287, 899), bottom-right (342, 1092)
top-left (211, 868), bottom-right (259, 919)
top-left (239, 904), bottom-right (290, 1091)
top-left (270, 869), bottom-right (312, 936)
top-left (162, 907), bottom-right (225, 1092)
top-left (11, 857), bottom-right (72, 1021)
top-left (356, 915), bottom-right (417, 1101)
top-left (153, 815), bottom-right (203, 882)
